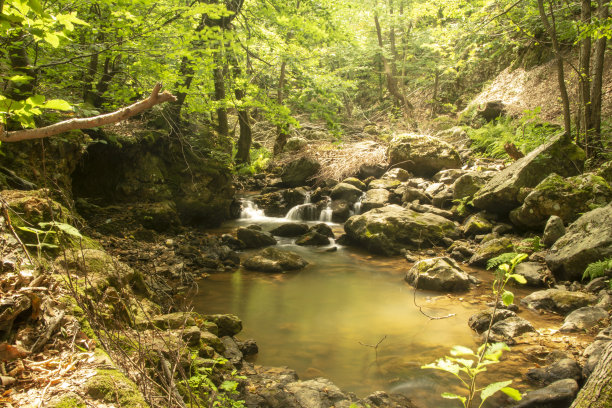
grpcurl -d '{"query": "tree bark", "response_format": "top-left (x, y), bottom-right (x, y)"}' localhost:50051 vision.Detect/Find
top-left (213, 63), bottom-right (229, 138)
top-left (6, 31), bottom-right (37, 101)
top-left (537, 0), bottom-right (572, 136)
top-left (589, 0), bottom-right (609, 151)
top-left (570, 341), bottom-right (612, 407)
top-left (273, 60), bottom-right (289, 155)
top-left (232, 54), bottom-right (252, 165)
top-left (374, 13), bottom-right (412, 116)
top-left (0, 84), bottom-right (176, 142)
top-left (578, 0), bottom-right (592, 152)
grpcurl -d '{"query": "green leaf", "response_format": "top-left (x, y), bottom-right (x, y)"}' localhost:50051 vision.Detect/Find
top-left (481, 380), bottom-right (513, 403)
top-left (422, 358), bottom-right (460, 375)
top-left (441, 392), bottom-right (466, 404)
top-left (43, 99), bottom-right (72, 111)
top-left (26, 95), bottom-right (45, 107)
top-left (450, 345), bottom-right (475, 356)
top-left (509, 274), bottom-right (527, 284)
top-left (8, 75), bottom-right (34, 85)
top-left (39, 221), bottom-right (82, 238)
top-left (502, 290), bottom-right (514, 306)
top-left (27, 0), bottom-right (43, 15)
top-left (501, 387), bottom-right (522, 401)
top-left (44, 32), bottom-right (60, 47)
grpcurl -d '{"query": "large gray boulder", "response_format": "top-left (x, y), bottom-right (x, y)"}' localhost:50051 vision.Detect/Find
top-left (344, 205), bottom-right (461, 256)
top-left (330, 182), bottom-right (363, 203)
top-left (281, 157), bottom-right (321, 187)
top-left (361, 189), bottom-right (391, 213)
top-left (405, 257), bottom-right (472, 292)
top-left (520, 289), bottom-right (597, 315)
top-left (560, 306), bottom-right (608, 332)
top-left (387, 134), bottom-right (462, 177)
top-left (473, 133), bottom-right (585, 214)
top-left (242, 248), bottom-right (308, 273)
top-left (546, 202), bottom-right (612, 281)
top-left (510, 173), bottom-right (612, 228)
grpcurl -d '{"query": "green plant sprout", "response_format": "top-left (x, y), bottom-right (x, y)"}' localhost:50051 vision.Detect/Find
top-left (422, 253), bottom-right (527, 407)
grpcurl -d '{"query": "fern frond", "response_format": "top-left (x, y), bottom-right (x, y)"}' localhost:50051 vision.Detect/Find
top-left (582, 258), bottom-right (612, 281)
top-left (486, 253), bottom-right (520, 270)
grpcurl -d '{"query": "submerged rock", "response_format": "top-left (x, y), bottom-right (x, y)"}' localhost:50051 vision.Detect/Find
top-left (344, 205), bottom-right (461, 255)
top-left (387, 134), bottom-right (462, 177)
top-left (546, 202), bottom-right (612, 281)
top-left (270, 223), bottom-right (310, 237)
top-left (520, 289), bottom-right (597, 315)
top-left (295, 231), bottom-right (330, 246)
top-left (242, 248), bottom-right (308, 273)
top-left (237, 227), bottom-right (277, 249)
top-left (405, 257), bottom-right (472, 292)
top-left (473, 133), bottom-right (584, 214)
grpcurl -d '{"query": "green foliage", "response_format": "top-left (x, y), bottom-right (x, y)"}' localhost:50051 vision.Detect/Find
top-left (182, 357), bottom-right (245, 408)
top-left (235, 146), bottom-right (271, 175)
top-left (517, 236), bottom-right (543, 252)
top-left (582, 258), bottom-right (612, 287)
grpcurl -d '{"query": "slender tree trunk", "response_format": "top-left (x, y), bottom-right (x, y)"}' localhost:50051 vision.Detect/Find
top-left (374, 13), bottom-right (412, 116)
top-left (232, 55), bottom-right (252, 165)
top-left (571, 341), bottom-right (612, 407)
top-left (589, 0), bottom-right (609, 153)
top-left (213, 62), bottom-right (229, 138)
top-left (537, 0), bottom-right (572, 137)
top-left (578, 0), bottom-right (592, 153)
top-left (273, 60), bottom-right (289, 155)
top-left (6, 31), bottom-right (37, 101)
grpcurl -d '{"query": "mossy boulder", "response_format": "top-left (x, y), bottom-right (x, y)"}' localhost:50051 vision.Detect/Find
top-left (468, 237), bottom-right (515, 266)
top-left (341, 177), bottom-right (366, 190)
top-left (473, 133), bottom-right (585, 214)
top-left (85, 369), bottom-right (149, 407)
top-left (47, 392), bottom-right (87, 408)
top-left (509, 173), bottom-right (612, 228)
top-left (387, 134), bottom-right (462, 177)
top-left (462, 213), bottom-right (493, 236)
top-left (344, 205), bottom-right (461, 255)
top-left (242, 247), bottom-right (309, 273)
top-left (405, 257), bottom-right (472, 292)
top-left (368, 178), bottom-right (402, 190)
top-left (281, 157), bottom-right (321, 187)
top-left (452, 172), bottom-right (494, 200)
top-left (546, 202), bottom-right (612, 281)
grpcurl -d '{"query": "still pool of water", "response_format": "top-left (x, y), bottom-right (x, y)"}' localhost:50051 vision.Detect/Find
top-left (192, 228), bottom-right (492, 407)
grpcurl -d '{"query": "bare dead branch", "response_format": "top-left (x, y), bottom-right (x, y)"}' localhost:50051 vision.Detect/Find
top-left (0, 83), bottom-right (177, 143)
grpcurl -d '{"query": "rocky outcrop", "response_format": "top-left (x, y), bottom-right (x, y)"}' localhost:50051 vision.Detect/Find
top-left (472, 133), bottom-right (585, 214)
top-left (242, 248), bottom-right (308, 273)
top-left (344, 205), bottom-right (461, 255)
top-left (546, 203), bottom-right (612, 281)
top-left (405, 257), bottom-right (472, 292)
top-left (387, 134), bottom-right (462, 177)
top-left (509, 173), bottom-right (612, 228)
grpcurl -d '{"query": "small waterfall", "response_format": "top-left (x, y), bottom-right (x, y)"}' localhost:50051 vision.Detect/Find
top-left (353, 193), bottom-right (366, 215)
top-left (319, 197), bottom-right (333, 223)
top-left (285, 192), bottom-right (317, 221)
top-left (240, 199), bottom-right (266, 220)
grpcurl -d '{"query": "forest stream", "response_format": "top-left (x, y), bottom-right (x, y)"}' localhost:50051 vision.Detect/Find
top-left (192, 199), bottom-right (569, 408)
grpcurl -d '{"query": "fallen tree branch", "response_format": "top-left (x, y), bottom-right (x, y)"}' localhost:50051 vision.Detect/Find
top-left (0, 83), bottom-right (177, 143)
top-left (30, 311), bottom-right (65, 354)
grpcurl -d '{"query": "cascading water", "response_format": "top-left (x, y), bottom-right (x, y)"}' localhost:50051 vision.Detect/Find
top-left (353, 193), bottom-right (365, 215)
top-left (285, 192), bottom-right (317, 221)
top-left (240, 199), bottom-right (266, 220)
top-left (319, 197), bottom-right (333, 222)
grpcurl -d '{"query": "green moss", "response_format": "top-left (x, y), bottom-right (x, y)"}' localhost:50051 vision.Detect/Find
top-left (85, 369), bottom-right (149, 408)
top-left (47, 393), bottom-right (86, 408)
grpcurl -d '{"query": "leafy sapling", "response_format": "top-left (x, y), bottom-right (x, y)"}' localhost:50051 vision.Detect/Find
top-left (422, 253), bottom-right (527, 407)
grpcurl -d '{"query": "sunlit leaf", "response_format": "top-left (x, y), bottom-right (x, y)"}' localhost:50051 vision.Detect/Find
top-left (502, 290), bottom-right (514, 306)
top-left (441, 392), bottom-right (466, 404)
top-left (44, 32), bottom-right (60, 47)
top-left (450, 345), bottom-right (475, 357)
top-left (43, 99), bottom-right (72, 111)
top-left (501, 386), bottom-right (522, 401)
top-left (509, 274), bottom-right (527, 284)
top-left (481, 380), bottom-right (513, 402)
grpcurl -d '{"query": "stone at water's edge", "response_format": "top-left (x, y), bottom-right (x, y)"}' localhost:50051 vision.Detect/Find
top-left (526, 359), bottom-right (583, 385)
top-left (387, 134), bottom-right (462, 177)
top-left (514, 378), bottom-right (579, 408)
top-left (472, 133), bottom-right (585, 214)
top-left (546, 202), bottom-right (612, 282)
top-left (520, 289), bottom-right (597, 315)
top-left (242, 247), bottom-right (308, 273)
top-left (281, 157), bottom-right (321, 187)
top-left (468, 309), bottom-right (517, 334)
top-left (330, 182), bottom-right (364, 202)
top-left (237, 227), bottom-right (277, 249)
top-left (270, 223), bottom-right (310, 237)
top-left (405, 257), bottom-right (472, 292)
top-left (344, 205), bottom-right (461, 256)
top-left (560, 306), bottom-right (608, 333)
top-left (361, 188), bottom-right (391, 213)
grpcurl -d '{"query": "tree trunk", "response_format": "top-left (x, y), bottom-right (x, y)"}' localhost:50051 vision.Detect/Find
top-left (6, 31), bottom-right (37, 101)
top-left (213, 63), bottom-right (229, 138)
top-left (578, 0), bottom-right (592, 153)
top-left (273, 60), bottom-right (289, 155)
top-left (232, 55), bottom-right (252, 165)
top-left (589, 0), bottom-right (609, 153)
top-left (374, 13), bottom-right (412, 116)
top-left (570, 341), bottom-right (612, 407)
top-left (537, 0), bottom-right (572, 137)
